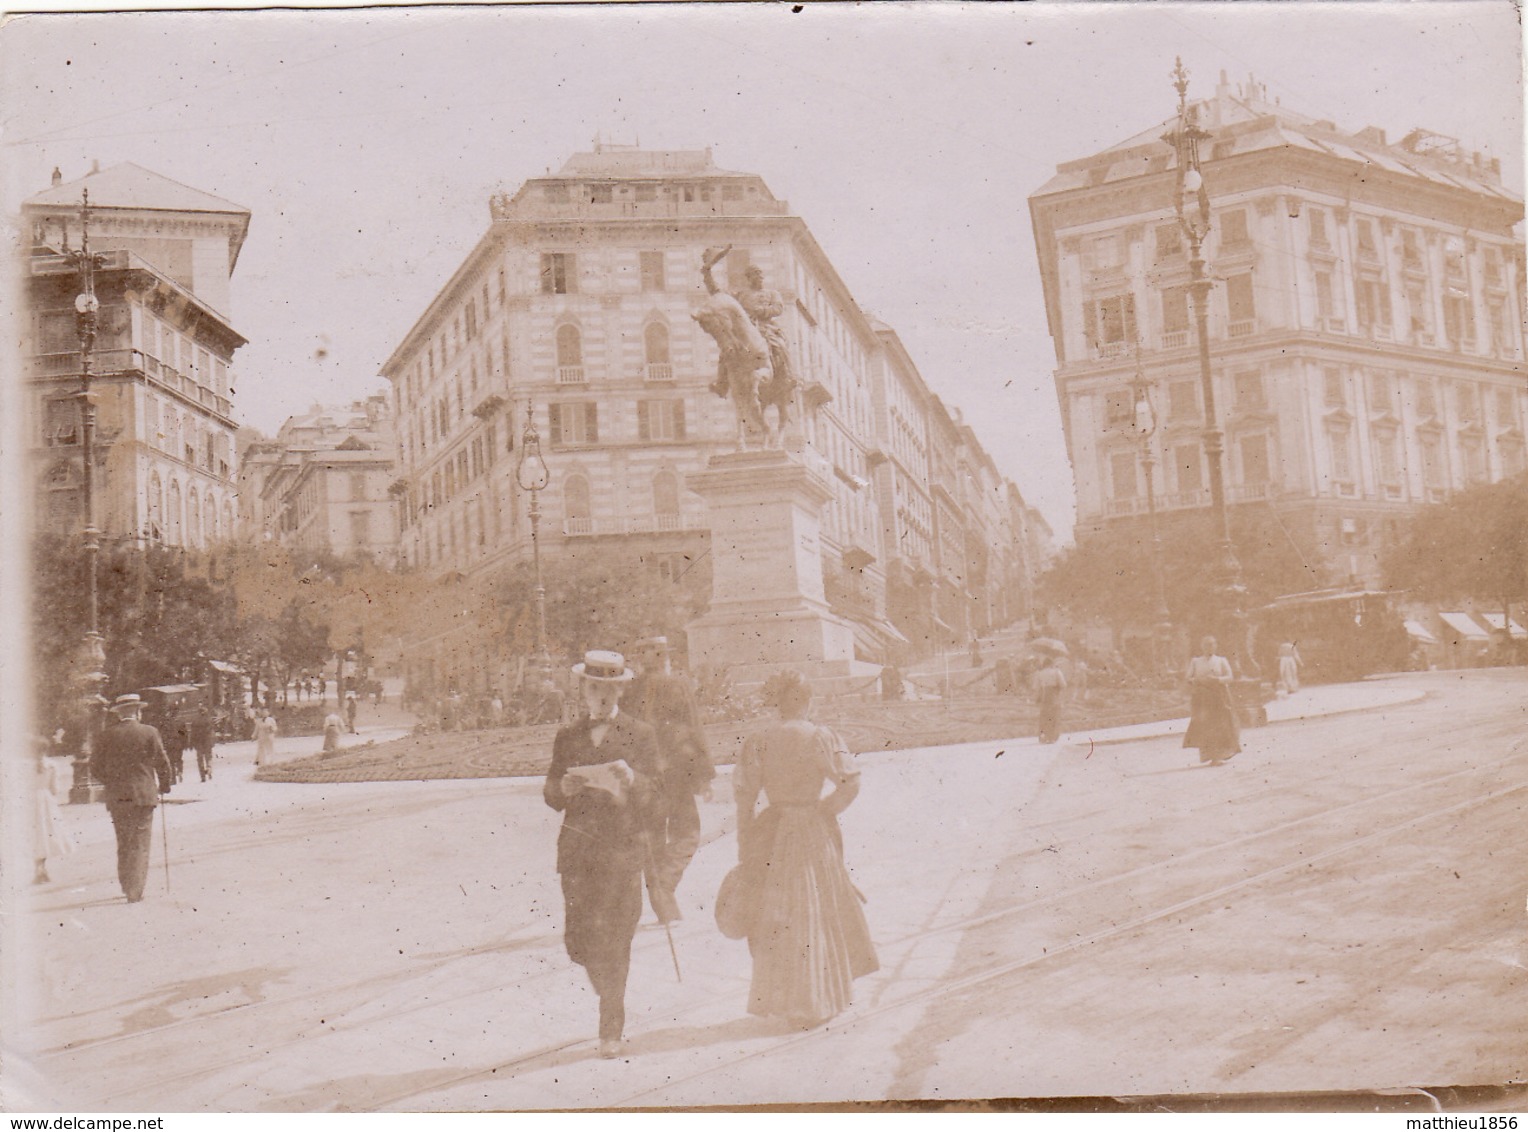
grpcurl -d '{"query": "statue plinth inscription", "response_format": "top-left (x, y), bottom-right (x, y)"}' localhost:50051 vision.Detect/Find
top-left (685, 449), bottom-right (859, 682)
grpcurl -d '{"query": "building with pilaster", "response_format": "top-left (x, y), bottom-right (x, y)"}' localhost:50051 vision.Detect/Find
top-left (23, 163), bottom-right (249, 549)
top-left (1029, 73), bottom-right (1525, 589)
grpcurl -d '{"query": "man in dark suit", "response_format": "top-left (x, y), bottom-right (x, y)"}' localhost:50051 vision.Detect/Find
top-left (544, 650), bottom-right (660, 1059)
top-left (91, 694), bottom-right (174, 903)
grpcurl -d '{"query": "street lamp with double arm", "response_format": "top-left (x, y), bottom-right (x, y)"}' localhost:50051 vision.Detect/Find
top-left (515, 399), bottom-right (552, 681)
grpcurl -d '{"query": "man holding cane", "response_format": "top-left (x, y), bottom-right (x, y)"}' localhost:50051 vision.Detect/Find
top-left (91, 694), bottom-right (174, 903)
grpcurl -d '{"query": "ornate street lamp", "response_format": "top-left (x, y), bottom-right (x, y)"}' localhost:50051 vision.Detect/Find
top-left (515, 399), bottom-right (552, 680)
top-left (1162, 57), bottom-right (1252, 676)
top-left (67, 190), bottom-right (109, 802)
top-left (1129, 350), bottom-right (1173, 676)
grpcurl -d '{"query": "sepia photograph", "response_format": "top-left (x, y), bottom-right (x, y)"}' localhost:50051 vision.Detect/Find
top-left (0, 0), bottom-right (1524, 1115)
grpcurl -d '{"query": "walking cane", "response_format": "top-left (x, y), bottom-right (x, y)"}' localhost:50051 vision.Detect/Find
top-left (160, 801), bottom-right (171, 893)
top-left (643, 836), bottom-right (683, 983)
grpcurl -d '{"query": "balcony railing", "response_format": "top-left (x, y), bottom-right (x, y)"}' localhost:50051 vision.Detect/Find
top-left (563, 512), bottom-right (705, 537)
top-left (556, 365), bottom-right (586, 384)
top-left (1227, 319), bottom-right (1256, 338)
top-left (1094, 340), bottom-right (1131, 359)
top-left (1163, 488), bottom-right (1211, 509)
top-left (1105, 497), bottom-right (1142, 516)
top-left (644, 363), bottom-right (674, 382)
top-left (1228, 482), bottom-right (1274, 502)
top-left (1160, 330), bottom-right (1189, 349)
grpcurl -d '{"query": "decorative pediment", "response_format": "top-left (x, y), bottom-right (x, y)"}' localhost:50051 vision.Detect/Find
top-left (842, 546), bottom-right (876, 571)
top-left (1322, 406), bottom-right (1355, 427)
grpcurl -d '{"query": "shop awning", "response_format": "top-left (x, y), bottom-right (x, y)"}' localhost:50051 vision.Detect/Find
top-left (1403, 619), bottom-right (1439, 644)
top-left (1438, 612), bottom-right (1490, 641)
top-left (1478, 613), bottom-right (1528, 640)
top-left (207, 659), bottom-right (242, 674)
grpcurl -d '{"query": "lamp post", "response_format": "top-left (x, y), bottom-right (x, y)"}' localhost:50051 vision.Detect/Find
top-left (1129, 353), bottom-right (1172, 676)
top-left (1162, 57), bottom-right (1251, 676)
top-left (67, 190), bottom-right (109, 803)
top-left (516, 399), bottom-right (552, 680)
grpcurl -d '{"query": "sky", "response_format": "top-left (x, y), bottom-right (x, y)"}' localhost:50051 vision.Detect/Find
top-left (2, 0), bottom-right (1522, 544)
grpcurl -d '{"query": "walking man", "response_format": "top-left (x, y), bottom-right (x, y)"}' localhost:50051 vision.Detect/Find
top-left (190, 705), bottom-right (217, 782)
top-left (544, 650), bottom-right (660, 1059)
top-left (91, 694), bottom-right (174, 903)
top-left (624, 637), bottom-right (713, 924)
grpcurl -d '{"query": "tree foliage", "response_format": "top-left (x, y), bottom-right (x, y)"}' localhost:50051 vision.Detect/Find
top-left (1382, 471), bottom-right (1528, 613)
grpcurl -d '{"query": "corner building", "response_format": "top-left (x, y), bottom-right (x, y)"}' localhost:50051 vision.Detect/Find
top-left (1029, 75), bottom-right (1525, 588)
top-left (382, 146), bottom-right (1034, 693)
top-left (23, 163), bottom-right (249, 550)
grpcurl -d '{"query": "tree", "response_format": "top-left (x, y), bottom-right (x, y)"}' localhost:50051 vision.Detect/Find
top-left (1382, 471), bottom-right (1528, 621)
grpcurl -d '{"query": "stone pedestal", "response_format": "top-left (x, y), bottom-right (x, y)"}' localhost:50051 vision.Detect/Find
top-left (686, 449), bottom-right (867, 686)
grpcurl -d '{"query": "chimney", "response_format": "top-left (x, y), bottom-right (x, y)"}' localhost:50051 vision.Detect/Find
top-left (50, 167), bottom-right (62, 187)
top-left (90, 158), bottom-right (100, 174)
top-left (1217, 69), bottom-right (1232, 98)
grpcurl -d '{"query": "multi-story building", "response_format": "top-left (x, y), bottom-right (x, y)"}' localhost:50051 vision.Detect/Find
top-left (1029, 73), bottom-right (1525, 589)
top-left (23, 163), bottom-right (249, 548)
top-left (381, 145), bottom-right (1035, 693)
top-left (239, 395), bottom-right (400, 562)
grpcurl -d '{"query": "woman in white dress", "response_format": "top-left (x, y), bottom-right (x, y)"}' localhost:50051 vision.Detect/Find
top-left (254, 711), bottom-right (279, 767)
top-left (34, 742), bottom-right (74, 883)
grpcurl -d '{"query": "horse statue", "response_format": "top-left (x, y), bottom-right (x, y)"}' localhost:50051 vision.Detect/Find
top-left (693, 247), bottom-right (781, 449)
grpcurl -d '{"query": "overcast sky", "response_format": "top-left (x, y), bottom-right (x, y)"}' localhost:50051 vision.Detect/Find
top-left (3, 1), bottom-right (1522, 542)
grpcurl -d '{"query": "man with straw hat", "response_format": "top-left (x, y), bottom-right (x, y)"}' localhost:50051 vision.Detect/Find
top-left (91, 694), bottom-right (174, 903)
top-left (544, 649), bottom-right (660, 1059)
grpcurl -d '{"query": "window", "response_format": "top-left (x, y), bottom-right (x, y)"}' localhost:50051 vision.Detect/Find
top-left (1501, 441), bottom-right (1526, 477)
top-left (1104, 387), bottom-right (1135, 427)
top-left (635, 184), bottom-right (657, 203)
top-left (1461, 435), bottom-right (1486, 483)
top-left (543, 183), bottom-right (569, 203)
top-left (1167, 379), bottom-right (1198, 420)
top-left (1496, 388), bottom-right (1520, 430)
top-left (1416, 380), bottom-right (1438, 419)
top-left (1443, 291), bottom-right (1475, 349)
top-left (188, 487), bottom-right (202, 548)
top-left (588, 183), bottom-right (613, 205)
top-left (1161, 286), bottom-right (1190, 340)
top-left (1488, 299), bottom-right (1510, 353)
top-left (653, 469), bottom-right (680, 516)
top-left (1083, 293), bottom-right (1136, 355)
top-left (1315, 272), bottom-right (1337, 323)
top-left (351, 472), bottom-right (367, 500)
top-left (148, 473), bottom-right (163, 541)
top-left (1406, 280), bottom-right (1431, 338)
top-left (1174, 443), bottom-right (1203, 495)
top-left (1220, 209), bottom-right (1249, 247)
top-left (1239, 433), bottom-right (1270, 485)
top-left (1355, 219), bottom-right (1378, 259)
top-left (540, 253), bottom-right (576, 295)
top-left (465, 299), bottom-right (477, 339)
top-left (1368, 374), bottom-right (1394, 415)
top-left (43, 398), bottom-right (77, 446)
top-left (1110, 450), bottom-right (1138, 499)
top-left (640, 251), bottom-right (666, 292)
top-left (1355, 278), bottom-right (1392, 333)
top-left (638, 399), bottom-right (686, 442)
top-left (555, 324), bottom-right (584, 383)
top-left (1085, 234), bottom-right (1124, 272)
top-left (350, 510), bottom-right (372, 548)
top-left (1329, 428), bottom-right (1354, 484)
top-left (1323, 368), bottom-right (1346, 408)
top-left (643, 322), bottom-right (670, 367)
top-left (549, 402), bottom-right (598, 447)
top-left (1374, 428), bottom-right (1401, 485)
top-left (167, 480), bottom-right (182, 544)
top-left (1233, 372), bottom-right (1265, 413)
top-left (1307, 208), bottom-right (1329, 248)
top-left (1420, 433), bottom-right (1445, 488)
top-left (1154, 223), bottom-right (1183, 259)
top-left (1226, 273), bottom-right (1255, 331)
top-left (726, 247), bottom-right (752, 288)
top-left (1456, 383), bottom-right (1481, 423)
top-left (563, 474), bottom-right (591, 523)
top-left (1402, 229), bottom-right (1424, 272)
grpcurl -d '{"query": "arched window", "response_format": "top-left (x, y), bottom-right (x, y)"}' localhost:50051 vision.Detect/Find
top-left (222, 500), bottom-right (235, 540)
top-left (644, 322), bottom-right (672, 382)
top-left (563, 473), bottom-right (591, 534)
top-left (555, 324), bottom-right (584, 383)
top-left (167, 479), bottom-right (183, 545)
top-left (188, 487), bottom-right (202, 547)
top-left (205, 494), bottom-right (218, 542)
top-left (653, 469), bottom-right (680, 518)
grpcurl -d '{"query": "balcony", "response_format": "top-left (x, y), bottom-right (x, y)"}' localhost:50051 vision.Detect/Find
top-left (1228, 482), bottom-right (1274, 502)
top-left (1163, 488), bottom-right (1210, 509)
top-left (1105, 497), bottom-right (1142, 516)
top-left (1317, 316), bottom-right (1347, 335)
top-left (556, 365), bottom-right (586, 385)
top-left (1095, 340), bottom-right (1131, 359)
top-left (644, 362), bottom-right (674, 383)
top-left (1227, 319), bottom-right (1256, 339)
top-left (1160, 330), bottom-right (1189, 350)
top-left (563, 512), bottom-right (705, 537)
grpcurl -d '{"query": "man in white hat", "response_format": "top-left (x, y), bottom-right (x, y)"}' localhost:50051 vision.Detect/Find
top-left (544, 650), bottom-right (661, 1059)
top-left (91, 694), bottom-right (175, 903)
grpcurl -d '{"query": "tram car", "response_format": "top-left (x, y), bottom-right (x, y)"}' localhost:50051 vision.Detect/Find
top-left (1254, 589), bottom-right (1410, 684)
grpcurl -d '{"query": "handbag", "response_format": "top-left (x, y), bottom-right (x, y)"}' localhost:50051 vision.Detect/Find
top-left (714, 865), bottom-right (753, 940)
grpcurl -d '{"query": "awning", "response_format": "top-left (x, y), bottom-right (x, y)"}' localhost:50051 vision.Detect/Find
top-left (1439, 612), bottom-right (1490, 641)
top-left (207, 659), bottom-right (242, 674)
top-left (1403, 619), bottom-right (1439, 644)
top-left (1478, 613), bottom-right (1528, 640)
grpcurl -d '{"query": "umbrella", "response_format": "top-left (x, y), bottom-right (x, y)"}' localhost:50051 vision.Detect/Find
top-left (1029, 637), bottom-right (1069, 657)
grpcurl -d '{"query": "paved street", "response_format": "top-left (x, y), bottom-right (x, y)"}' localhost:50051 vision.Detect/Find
top-left (10, 670), bottom-right (1526, 1112)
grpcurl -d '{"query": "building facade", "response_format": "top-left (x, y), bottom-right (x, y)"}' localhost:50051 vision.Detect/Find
top-left (23, 163), bottom-right (249, 550)
top-left (1029, 74), bottom-right (1526, 589)
top-left (239, 395), bottom-right (400, 562)
top-left (381, 146), bottom-right (1035, 692)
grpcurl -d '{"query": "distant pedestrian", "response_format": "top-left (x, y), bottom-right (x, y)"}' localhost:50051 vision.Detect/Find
top-left (254, 711), bottom-right (279, 767)
top-left (1276, 642), bottom-right (1302, 696)
top-left (733, 670), bottom-right (877, 1029)
top-left (1071, 657), bottom-right (1090, 704)
top-left (91, 694), bottom-right (174, 903)
top-left (1034, 655), bottom-right (1067, 744)
top-left (322, 710), bottom-right (345, 754)
top-left (544, 650), bottom-right (659, 1059)
top-left (190, 707), bottom-right (217, 782)
top-left (33, 738), bottom-right (73, 884)
top-left (345, 692), bottom-right (359, 734)
top-left (1184, 636), bottom-right (1240, 765)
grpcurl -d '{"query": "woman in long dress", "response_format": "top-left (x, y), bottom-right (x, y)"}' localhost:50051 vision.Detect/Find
top-left (1183, 636), bottom-right (1241, 764)
top-left (34, 741), bottom-right (74, 883)
top-left (735, 670), bottom-right (878, 1028)
top-left (1276, 641), bottom-right (1301, 695)
top-left (254, 712), bottom-right (279, 767)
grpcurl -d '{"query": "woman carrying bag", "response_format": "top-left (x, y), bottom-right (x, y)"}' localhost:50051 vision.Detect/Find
top-left (1183, 635), bottom-right (1241, 765)
top-left (729, 670), bottom-right (878, 1029)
